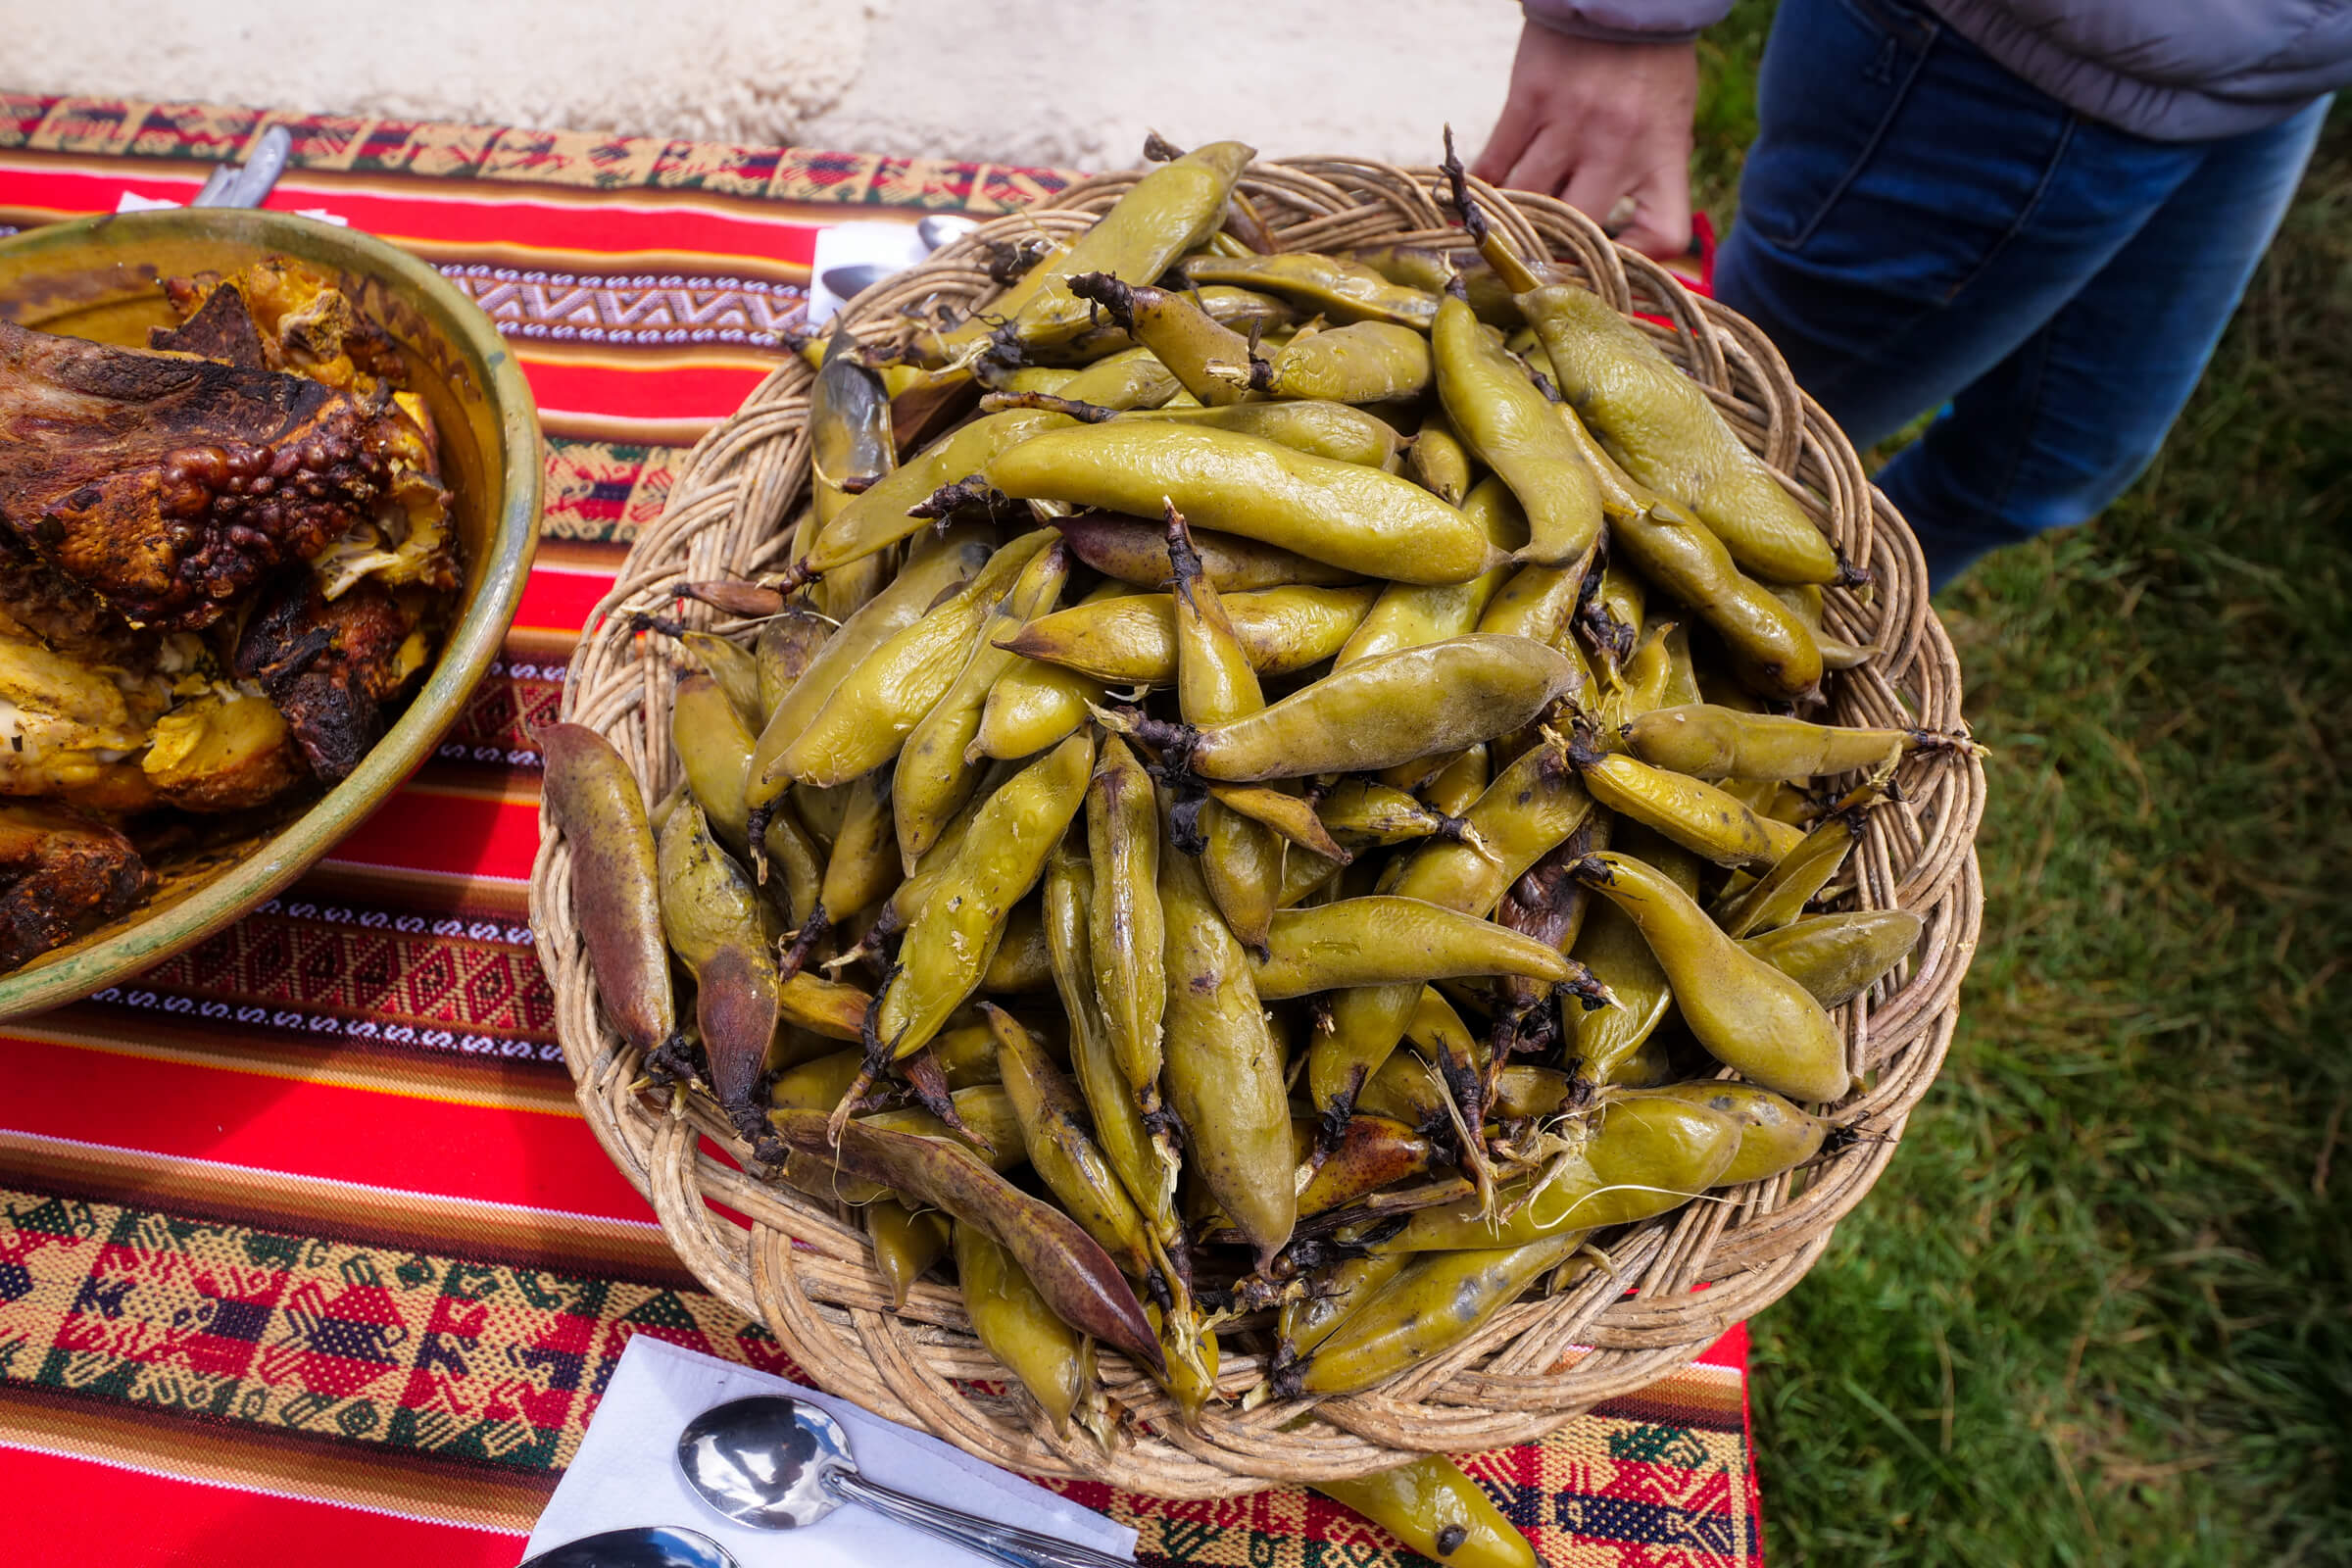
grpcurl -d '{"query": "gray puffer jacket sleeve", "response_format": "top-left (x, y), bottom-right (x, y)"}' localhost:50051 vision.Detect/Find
top-left (1521, 0), bottom-right (1734, 44)
top-left (1928, 1), bottom-right (2352, 141)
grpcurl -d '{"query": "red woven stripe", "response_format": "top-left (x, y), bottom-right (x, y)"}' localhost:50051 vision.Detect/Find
top-left (328, 788), bottom-right (542, 884)
top-left (515, 564), bottom-right (620, 636)
top-left (521, 355), bottom-right (774, 425)
top-left (0, 1447), bottom-right (523, 1568)
top-left (0, 163), bottom-right (824, 267)
top-left (0, 1037), bottom-right (654, 1222)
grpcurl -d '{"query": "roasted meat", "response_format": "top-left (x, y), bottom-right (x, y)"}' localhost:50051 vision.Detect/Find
top-left (233, 572), bottom-right (431, 782)
top-left (0, 532), bottom-right (154, 666)
top-left (0, 804), bottom-right (153, 970)
top-left (150, 280), bottom-right (270, 370)
top-left (0, 318), bottom-right (395, 630)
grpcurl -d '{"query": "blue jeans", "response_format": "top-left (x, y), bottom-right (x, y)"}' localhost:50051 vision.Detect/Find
top-left (1713, 0), bottom-right (2329, 588)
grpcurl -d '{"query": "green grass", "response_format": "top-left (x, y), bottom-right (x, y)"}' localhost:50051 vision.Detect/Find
top-left (1690, 10), bottom-right (2352, 1562)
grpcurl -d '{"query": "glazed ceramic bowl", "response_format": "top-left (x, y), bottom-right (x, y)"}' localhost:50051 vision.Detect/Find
top-left (0, 208), bottom-right (541, 1016)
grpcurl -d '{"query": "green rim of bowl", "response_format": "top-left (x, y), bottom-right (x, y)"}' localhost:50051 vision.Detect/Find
top-left (0, 209), bottom-right (541, 1019)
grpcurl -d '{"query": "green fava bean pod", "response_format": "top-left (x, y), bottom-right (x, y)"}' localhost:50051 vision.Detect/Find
top-left (984, 423), bottom-right (1502, 585)
top-left (1167, 507), bottom-right (1283, 954)
top-left (986, 1004), bottom-right (1158, 1286)
top-left (1063, 274), bottom-right (1261, 406)
top-left (1572, 851), bottom-right (1850, 1102)
top-left (1251, 897), bottom-right (1578, 999)
top-left (1117, 398), bottom-right (1405, 470)
top-left (541, 724), bottom-right (674, 1061)
top-left (1741, 908), bottom-right (1925, 1009)
top-left (1333, 475), bottom-right (1524, 668)
top-left (774, 531), bottom-right (1055, 790)
top-left (979, 139), bottom-right (1254, 355)
top-left (1179, 251), bottom-right (1439, 328)
top-left (747, 527), bottom-right (996, 809)
top-left (1388, 1090), bottom-right (1740, 1250)
top-left (1146, 1299), bottom-right (1220, 1425)
top-left (1571, 744), bottom-right (1805, 872)
top-left (894, 542), bottom-right (1071, 869)
top-left (1519, 277), bottom-right (1844, 586)
top-left (1278, 1250), bottom-right (1408, 1358)
top-left (1053, 513), bottom-right (1359, 592)
top-left (1119, 634), bottom-right (1585, 783)
top-left (1002, 584), bottom-right (1379, 686)
top-left (1263, 320), bottom-right (1435, 404)
top-left (654, 799), bottom-right (780, 1131)
top-left (1715, 803), bottom-right (1871, 939)
top-left (1085, 734), bottom-right (1165, 1102)
top-left (1158, 808), bottom-right (1296, 1269)
top-left (1652, 1080), bottom-right (1832, 1187)
top-left (1622, 703), bottom-right (1973, 781)
top-left (1407, 407), bottom-right (1474, 505)
top-left (871, 730), bottom-right (1094, 1064)
top-left (1280, 1231), bottom-right (1583, 1396)
top-left (1434, 290), bottom-right (1602, 565)
top-left (1313, 1456), bottom-right (1541, 1568)
top-left (1045, 846), bottom-right (1187, 1269)
top-left (1550, 409), bottom-right (1825, 702)
top-left (868, 1200), bottom-right (950, 1311)
top-left (952, 1220), bottom-right (1106, 1445)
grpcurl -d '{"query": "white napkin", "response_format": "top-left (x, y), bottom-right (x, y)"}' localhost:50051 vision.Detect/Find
top-left (523, 1335), bottom-right (1136, 1566)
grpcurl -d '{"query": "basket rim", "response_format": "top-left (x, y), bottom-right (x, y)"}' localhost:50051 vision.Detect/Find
top-left (531, 151), bottom-right (1984, 1494)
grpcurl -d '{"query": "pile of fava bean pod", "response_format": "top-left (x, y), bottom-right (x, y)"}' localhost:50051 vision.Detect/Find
top-left (541, 134), bottom-right (1981, 1497)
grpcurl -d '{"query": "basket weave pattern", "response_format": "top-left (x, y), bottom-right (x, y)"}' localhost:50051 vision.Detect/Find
top-left (531, 158), bottom-right (1986, 1494)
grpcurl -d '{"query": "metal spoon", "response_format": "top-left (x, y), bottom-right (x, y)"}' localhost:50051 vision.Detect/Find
top-left (516, 1525), bottom-right (738, 1568)
top-left (676, 1395), bottom-right (1132, 1568)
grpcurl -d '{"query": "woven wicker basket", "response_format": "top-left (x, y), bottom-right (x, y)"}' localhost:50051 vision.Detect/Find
top-left (531, 155), bottom-right (1986, 1495)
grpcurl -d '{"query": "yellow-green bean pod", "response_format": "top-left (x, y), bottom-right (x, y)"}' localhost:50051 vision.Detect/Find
top-left (1313, 1456), bottom-right (1541, 1568)
top-left (1572, 852), bottom-right (1849, 1102)
top-left (1571, 745), bottom-right (1804, 872)
top-left (1740, 908), bottom-right (1924, 1009)
top-left (1053, 513), bottom-right (1358, 591)
top-left (873, 731), bottom-right (1094, 1060)
top-left (1158, 813), bottom-right (1295, 1268)
top-left (747, 527), bottom-right (996, 808)
top-left (1280, 1231), bottom-right (1583, 1396)
top-left (1120, 635), bottom-right (1583, 783)
top-left (986, 1004), bottom-right (1157, 1284)
top-left (1263, 319), bottom-right (1435, 404)
top-left (771, 531), bottom-right (1054, 790)
top-left (1002, 583), bottom-right (1378, 685)
top-left (1084, 734), bottom-right (1165, 1101)
top-left (1253, 897), bottom-right (1577, 999)
top-left (868, 1199), bottom-right (950, 1310)
top-left (1332, 475), bottom-right (1523, 667)
top-left (983, 424), bottom-right (1501, 585)
top-left (541, 723), bottom-right (674, 1060)
top-left (1434, 291), bottom-right (1602, 565)
top-left (1279, 1250), bottom-right (1410, 1358)
top-left (1407, 407), bottom-right (1475, 505)
top-left (1388, 1090), bottom-right (1740, 1251)
top-left (1622, 703), bottom-right (1972, 781)
top-left (1180, 252), bottom-right (1439, 328)
top-left (1651, 1080), bottom-right (1831, 1187)
top-left (894, 541), bottom-right (1071, 868)
top-left (953, 1220), bottom-right (1104, 1443)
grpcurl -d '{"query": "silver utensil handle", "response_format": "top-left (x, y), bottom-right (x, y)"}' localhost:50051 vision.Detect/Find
top-left (826, 1469), bottom-right (1132, 1568)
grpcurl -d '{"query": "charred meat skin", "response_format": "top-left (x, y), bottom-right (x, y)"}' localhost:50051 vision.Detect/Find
top-left (234, 572), bottom-right (422, 783)
top-left (149, 281), bottom-right (270, 370)
top-left (0, 804), bottom-right (153, 970)
top-left (0, 318), bottom-right (390, 631)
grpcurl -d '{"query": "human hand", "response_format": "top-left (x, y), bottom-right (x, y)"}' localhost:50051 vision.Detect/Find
top-left (1473, 20), bottom-right (1698, 258)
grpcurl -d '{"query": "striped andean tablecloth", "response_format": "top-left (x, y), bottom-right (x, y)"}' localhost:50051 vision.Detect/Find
top-left (0, 94), bottom-right (1763, 1568)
